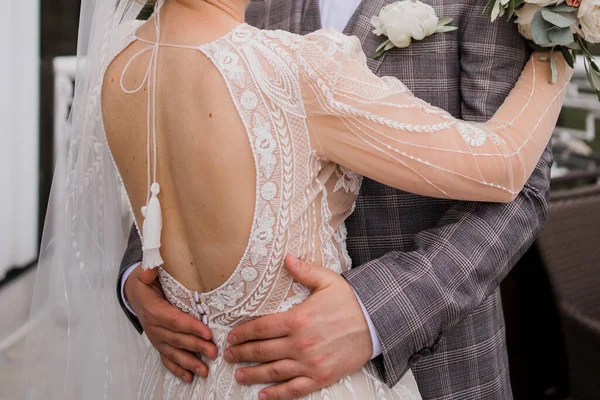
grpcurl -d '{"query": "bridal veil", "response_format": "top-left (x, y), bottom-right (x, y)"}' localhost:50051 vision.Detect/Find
top-left (21, 1), bottom-right (149, 398)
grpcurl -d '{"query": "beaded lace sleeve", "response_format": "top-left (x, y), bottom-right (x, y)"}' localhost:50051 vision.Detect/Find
top-left (299, 30), bottom-right (572, 202)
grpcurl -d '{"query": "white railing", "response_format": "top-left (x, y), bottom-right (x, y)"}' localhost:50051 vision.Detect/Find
top-left (557, 56), bottom-right (599, 143)
top-left (52, 56), bottom-right (78, 219)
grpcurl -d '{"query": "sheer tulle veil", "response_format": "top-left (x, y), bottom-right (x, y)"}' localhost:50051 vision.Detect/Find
top-left (20, 1), bottom-right (149, 398)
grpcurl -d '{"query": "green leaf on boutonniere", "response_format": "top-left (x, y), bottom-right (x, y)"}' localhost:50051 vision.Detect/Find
top-left (374, 39), bottom-right (395, 59)
top-left (435, 17), bottom-right (458, 33)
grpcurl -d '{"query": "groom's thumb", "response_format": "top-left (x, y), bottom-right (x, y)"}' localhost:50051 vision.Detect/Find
top-left (284, 255), bottom-right (333, 290)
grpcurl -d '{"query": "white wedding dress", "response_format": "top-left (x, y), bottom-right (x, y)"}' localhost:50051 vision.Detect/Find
top-left (98, 9), bottom-right (569, 400)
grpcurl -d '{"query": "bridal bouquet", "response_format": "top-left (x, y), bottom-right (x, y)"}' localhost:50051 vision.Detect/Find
top-left (486, 0), bottom-right (600, 98)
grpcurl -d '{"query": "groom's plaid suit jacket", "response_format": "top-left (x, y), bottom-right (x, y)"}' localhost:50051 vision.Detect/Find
top-left (119, 1), bottom-right (553, 398)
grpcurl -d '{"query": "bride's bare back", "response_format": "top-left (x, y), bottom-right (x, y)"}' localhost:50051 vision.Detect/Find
top-left (103, 4), bottom-right (255, 292)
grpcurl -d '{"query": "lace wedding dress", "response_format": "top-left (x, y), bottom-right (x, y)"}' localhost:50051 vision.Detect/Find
top-left (100, 10), bottom-right (570, 400)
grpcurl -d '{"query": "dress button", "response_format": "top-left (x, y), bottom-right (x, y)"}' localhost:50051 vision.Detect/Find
top-left (420, 349), bottom-right (431, 358)
top-left (202, 315), bottom-right (208, 325)
top-left (408, 354), bottom-right (422, 367)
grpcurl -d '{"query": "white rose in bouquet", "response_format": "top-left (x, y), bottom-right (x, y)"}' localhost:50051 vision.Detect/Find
top-left (578, 0), bottom-right (600, 18)
top-left (371, 0), bottom-right (439, 48)
top-left (579, 1), bottom-right (600, 42)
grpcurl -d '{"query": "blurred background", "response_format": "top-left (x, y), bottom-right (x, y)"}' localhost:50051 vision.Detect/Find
top-left (0, 1), bottom-right (598, 399)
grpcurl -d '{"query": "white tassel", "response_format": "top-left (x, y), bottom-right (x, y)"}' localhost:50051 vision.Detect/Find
top-left (141, 182), bottom-right (164, 270)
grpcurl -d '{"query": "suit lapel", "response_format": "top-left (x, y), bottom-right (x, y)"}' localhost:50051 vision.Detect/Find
top-left (344, 0), bottom-right (393, 74)
top-left (300, 0), bottom-right (322, 35)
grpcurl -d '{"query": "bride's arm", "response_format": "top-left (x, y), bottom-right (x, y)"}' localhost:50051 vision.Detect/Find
top-left (300, 31), bottom-right (572, 203)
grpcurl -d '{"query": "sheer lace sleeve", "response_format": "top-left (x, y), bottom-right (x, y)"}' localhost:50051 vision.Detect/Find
top-left (299, 30), bottom-right (572, 203)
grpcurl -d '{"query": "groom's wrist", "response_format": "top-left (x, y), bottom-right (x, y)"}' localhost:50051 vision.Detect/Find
top-left (351, 288), bottom-right (383, 359)
top-left (120, 262), bottom-right (141, 316)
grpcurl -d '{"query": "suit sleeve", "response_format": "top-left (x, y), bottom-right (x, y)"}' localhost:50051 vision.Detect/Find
top-left (339, 2), bottom-right (556, 386)
top-left (117, 223), bottom-right (144, 333)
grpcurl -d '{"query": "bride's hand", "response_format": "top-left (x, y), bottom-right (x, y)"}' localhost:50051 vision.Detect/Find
top-left (124, 264), bottom-right (218, 382)
top-left (224, 256), bottom-right (373, 400)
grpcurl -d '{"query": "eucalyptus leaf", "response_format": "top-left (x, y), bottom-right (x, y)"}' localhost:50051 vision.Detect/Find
top-left (375, 39), bottom-right (391, 54)
top-left (541, 8), bottom-right (577, 29)
top-left (550, 54), bottom-right (558, 84)
top-left (438, 17), bottom-right (453, 26)
top-left (551, 4), bottom-right (578, 13)
top-left (530, 10), bottom-right (552, 45)
top-left (436, 25), bottom-right (458, 33)
top-left (548, 27), bottom-right (574, 46)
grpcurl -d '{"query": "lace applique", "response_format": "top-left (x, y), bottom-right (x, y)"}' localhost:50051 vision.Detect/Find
top-left (489, 133), bottom-right (507, 146)
top-left (208, 282), bottom-right (245, 311)
top-left (249, 205), bottom-right (275, 265)
top-left (334, 166), bottom-right (363, 195)
top-left (211, 44), bottom-right (245, 88)
top-left (277, 282), bottom-right (311, 312)
top-left (253, 114), bottom-right (277, 178)
top-left (457, 122), bottom-right (488, 147)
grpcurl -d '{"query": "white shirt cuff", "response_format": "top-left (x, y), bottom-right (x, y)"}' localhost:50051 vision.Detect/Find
top-left (352, 288), bottom-right (383, 359)
top-left (120, 262), bottom-right (141, 317)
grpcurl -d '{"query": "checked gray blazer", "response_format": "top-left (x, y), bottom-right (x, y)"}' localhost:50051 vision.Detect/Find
top-left (119, 1), bottom-right (553, 398)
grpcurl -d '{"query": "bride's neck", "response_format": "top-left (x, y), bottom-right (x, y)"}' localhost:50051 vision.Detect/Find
top-left (169, 0), bottom-right (247, 23)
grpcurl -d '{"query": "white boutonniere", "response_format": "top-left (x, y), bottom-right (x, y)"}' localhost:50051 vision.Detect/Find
top-left (371, 0), bottom-right (457, 58)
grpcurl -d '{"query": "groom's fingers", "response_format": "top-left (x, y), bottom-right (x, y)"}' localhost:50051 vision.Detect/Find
top-left (233, 360), bottom-right (303, 385)
top-left (160, 354), bottom-right (194, 384)
top-left (258, 376), bottom-right (316, 400)
top-left (144, 296), bottom-right (212, 341)
top-left (224, 337), bottom-right (292, 364)
top-left (159, 343), bottom-right (209, 379)
top-left (153, 325), bottom-right (218, 359)
top-left (227, 312), bottom-right (290, 345)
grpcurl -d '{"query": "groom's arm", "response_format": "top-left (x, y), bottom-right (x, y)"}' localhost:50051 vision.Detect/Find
top-left (344, 3), bottom-right (549, 386)
top-left (116, 225), bottom-right (217, 382)
top-left (117, 224), bottom-right (144, 333)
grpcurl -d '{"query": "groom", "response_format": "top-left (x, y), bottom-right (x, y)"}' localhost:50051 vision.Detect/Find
top-left (118, 0), bottom-right (552, 398)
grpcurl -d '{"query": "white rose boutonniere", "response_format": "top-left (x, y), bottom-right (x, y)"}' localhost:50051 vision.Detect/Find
top-left (371, 0), bottom-right (457, 58)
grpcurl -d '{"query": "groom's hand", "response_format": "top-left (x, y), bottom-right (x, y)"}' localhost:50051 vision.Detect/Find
top-left (224, 256), bottom-right (373, 400)
top-left (124, 265), bottom-right (218, 383)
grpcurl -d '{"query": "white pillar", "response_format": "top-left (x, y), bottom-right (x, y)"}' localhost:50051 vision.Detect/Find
top-left (0, 1), bottom-right (40, 278)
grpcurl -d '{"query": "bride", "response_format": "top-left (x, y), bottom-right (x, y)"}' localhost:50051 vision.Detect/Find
top-left (22, 0), bottom-right (572, 399)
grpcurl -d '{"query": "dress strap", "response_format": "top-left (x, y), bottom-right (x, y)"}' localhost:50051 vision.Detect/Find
top-left (119, 1), bottom-right (168, 270)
